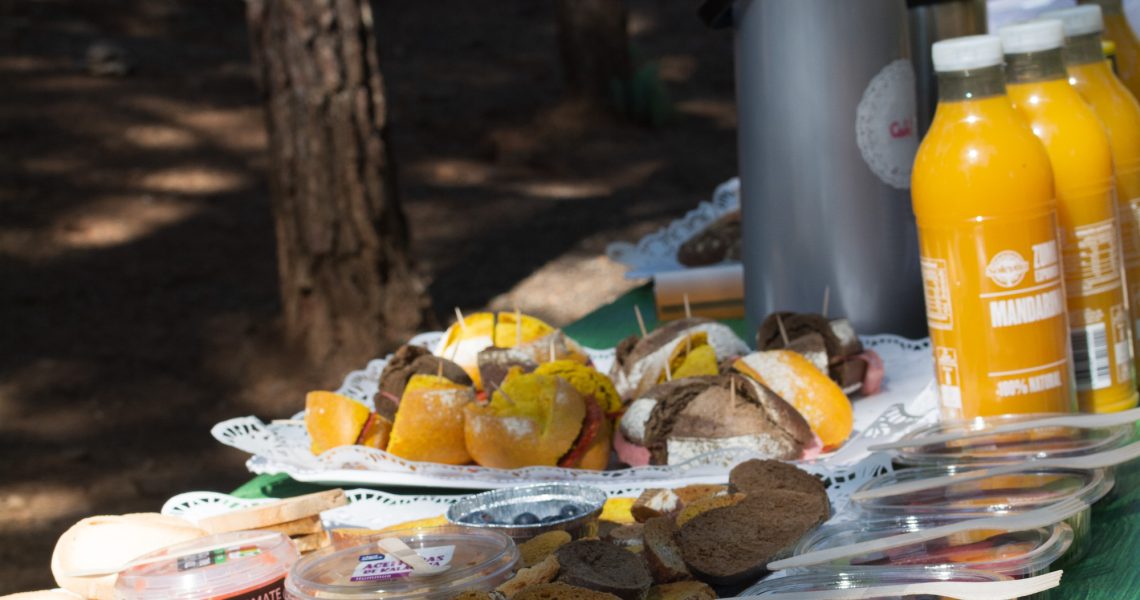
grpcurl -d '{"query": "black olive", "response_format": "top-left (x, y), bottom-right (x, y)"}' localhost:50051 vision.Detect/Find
top-left (559, 505), bottom-right (582, 518)
top-left (513, 512), bottom-right (540, 525)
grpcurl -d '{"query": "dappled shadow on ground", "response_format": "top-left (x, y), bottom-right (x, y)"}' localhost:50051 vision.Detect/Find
top-left (0, 0), bottom-right (735, 591)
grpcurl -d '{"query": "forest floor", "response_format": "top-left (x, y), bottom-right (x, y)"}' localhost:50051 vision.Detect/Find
top-left (0, 0), bottom-right (736, 591)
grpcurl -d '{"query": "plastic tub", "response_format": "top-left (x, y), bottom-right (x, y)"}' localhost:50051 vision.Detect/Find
top-left (446, 483), bottom-right (606, 542)
top-left (852, 465), bottom-right (1112, 562)
top-left (891, 414), bottom-right (1134, 468)
top-left (115, 531), bottom-right (299, 600)
top-left (792, 516), bottom-right (1072, 579)
top-left (285, 526), bottom-right (518, 600)
top-left (743, 567), bottom-right (1011, 598)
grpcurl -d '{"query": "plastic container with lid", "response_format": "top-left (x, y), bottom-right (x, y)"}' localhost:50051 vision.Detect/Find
top-left (792, 517), bottom-right (1072, 579)
top-left (742, 567), bottom-right (1011, 598)
top-left (285, 526), bottom-right (518, 600)
top-left (115, 531), bottom-right (299, 600)
top-left (890, 414), bottom-right (1135, 467)
top-left (852, 465), bottom-right (1113, 562)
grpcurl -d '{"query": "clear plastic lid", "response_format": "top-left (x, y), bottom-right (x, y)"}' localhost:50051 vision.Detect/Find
top-left (743, 567), bottom-right (1010, 598)
top-left (891, 413), bottom-right (1134, 467)
top-left (285, 526), bottom-right (518, 600)
top-left (115, 531), bottom-right (299, 600)
top-left (853, 465), bottom-right (1113, 517)
top-left (793, 517), bottom-right (1072, 578)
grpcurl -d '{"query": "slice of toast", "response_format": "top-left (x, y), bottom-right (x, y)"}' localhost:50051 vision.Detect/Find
top-left (196, 489), bottom-right (347, 534)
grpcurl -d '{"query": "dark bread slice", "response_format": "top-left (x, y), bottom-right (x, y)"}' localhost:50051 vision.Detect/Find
top-left (675, 490), bottom-right (829, 587)
top-left (728, 459), bottom-right (825, 497)
top-left (642, 517), bottom-right (691, 584)
top-left (555, 540), bottom-right (653, 600)
top-left (375, 345), bottom-right (471, 418)
top-left (646, 582), bottom-right (716, 600)
top-left (514, 583), bottom-right (622, 600)
top-left (677, 212), bottom-right (741, 267)
top-left (757, 312), bottom-right (843, 358)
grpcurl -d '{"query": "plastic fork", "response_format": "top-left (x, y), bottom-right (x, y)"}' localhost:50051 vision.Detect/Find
top-left (852, 437), bottom-right (1140, 502)
top-left (766, 497), bottom-right (1086, 571)
top-left (730, 570), bottom-right (1062, 600)
top-left (868, 407), bottom-right (1140, 452)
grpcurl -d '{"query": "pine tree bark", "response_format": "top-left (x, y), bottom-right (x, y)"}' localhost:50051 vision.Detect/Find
top-left (557, 0), bottom-right (632, 105)
top-left (246, 0), bottom-right (430, 365)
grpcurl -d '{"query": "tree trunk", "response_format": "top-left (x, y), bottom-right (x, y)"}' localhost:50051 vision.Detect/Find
top-left (246, 0), bottom-right (430, 366)
top-left (557, 0), bottom-right (632, 105)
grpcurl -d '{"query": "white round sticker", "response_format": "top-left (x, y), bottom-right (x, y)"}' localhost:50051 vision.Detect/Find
top-left (855, 59), bottom-right (919, 190)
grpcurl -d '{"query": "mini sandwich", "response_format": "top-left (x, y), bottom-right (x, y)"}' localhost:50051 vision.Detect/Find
top-left (614, 374), bottom-right (814, 467)
top-left (374, 344), bottom-right (471, 408)
top-left (304, 391), bottom-right (391, 455)
top-left (756, 312), bottom-right (884, 395)
top-left (611, 318), bottom-right (750, 400)
top-left (464, 371), bottom-right (610, 469)
top-left (386, 374), bottom-right (474, 464)
top-left (435, 311), bottom-right (588, 389)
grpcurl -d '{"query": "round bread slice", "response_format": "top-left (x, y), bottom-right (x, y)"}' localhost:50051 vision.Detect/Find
top-left (555, 540), bottom-right (653, 600)
top-left (52, 513), bottom-right (207, 599)
top-left (727, 459), bottom-right (825, 497)
top-left (642, 517), bottom-right (691, 584)
top-left (675, 491), bottom-right (829, 588)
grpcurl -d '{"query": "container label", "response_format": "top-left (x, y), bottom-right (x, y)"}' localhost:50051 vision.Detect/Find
top-left (220, 575), bottom-right (286, 600)
top-left (921, 257), bottom-right (953, 330)
top-left (349, 545), bottom-right (455, 582)
top-left (855, 59), bottom-right (918, 190)
top-left (177, 545), bottom-right (262, 571)
top-left (1069, 217), bottom-right (1122, 297)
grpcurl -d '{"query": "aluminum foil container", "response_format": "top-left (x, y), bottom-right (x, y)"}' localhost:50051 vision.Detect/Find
top-left (446, 483), bottom-right (606, 542)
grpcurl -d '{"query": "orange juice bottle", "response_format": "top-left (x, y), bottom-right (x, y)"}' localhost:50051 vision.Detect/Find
top-left (1049, 5), bottom-right (1140, 408)
top-left (1000, 20), bottom-right (1138, 414)
top-left (913, 35), bottom-right (1075, 420)
top-left (1078, 0), bottom-right (1140, 97)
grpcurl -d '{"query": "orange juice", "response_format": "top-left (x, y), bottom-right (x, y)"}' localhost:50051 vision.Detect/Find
top-left (1001, 21), bottom-right (1138, 414)
top-left (1079, 0), bottom-right (1140, 96)
top-left (913, 36), bottom-right (1074, 420)
top-left (1050, 5), bottom-right (1140, 410)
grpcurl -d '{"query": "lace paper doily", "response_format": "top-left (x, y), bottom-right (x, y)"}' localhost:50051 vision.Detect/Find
top-left (605, 178), bottom-right (740, 279)
top-left (211, 334), bottom-right (937, 495)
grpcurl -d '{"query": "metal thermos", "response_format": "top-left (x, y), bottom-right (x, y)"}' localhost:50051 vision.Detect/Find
top-left (909, 0), bottom-right (988, 135)
top-left (708, 0), bottom-right (927, 336)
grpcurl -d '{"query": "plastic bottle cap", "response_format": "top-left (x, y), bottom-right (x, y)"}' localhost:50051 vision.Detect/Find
top-left (932, 35), bottom-right (1004, 72)
top-left (1000, 20), bottom-right (1065, 54)
top-left (1041, 5), bottom-right (1105, 37)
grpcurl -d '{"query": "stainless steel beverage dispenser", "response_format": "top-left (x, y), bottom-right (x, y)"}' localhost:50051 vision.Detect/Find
top-left (909, 0), bottom-right (988, 134)
top-left (704, 0), bottom-right (928, 336)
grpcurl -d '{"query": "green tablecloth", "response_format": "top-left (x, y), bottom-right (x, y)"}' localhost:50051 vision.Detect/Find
top-left (231, 284), bottom-right (1140, 599)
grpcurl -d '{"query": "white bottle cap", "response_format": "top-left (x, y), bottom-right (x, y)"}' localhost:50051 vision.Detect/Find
top-left (1041, 5), bottom-right (1105, 37)
top-left (932, 35), bottom-right (1005, 72)
top-left (999, 20), bottom-right (1065, 54)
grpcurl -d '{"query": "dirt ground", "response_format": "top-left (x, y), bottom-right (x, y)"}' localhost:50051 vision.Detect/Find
top-left (0, 0), bottom-right (736, 591)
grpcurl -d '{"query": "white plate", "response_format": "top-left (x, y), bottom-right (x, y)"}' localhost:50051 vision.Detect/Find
top-left (211, 332), bottom-right (937, 499)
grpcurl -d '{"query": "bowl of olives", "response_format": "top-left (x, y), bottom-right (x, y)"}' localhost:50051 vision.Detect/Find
top-left (446, 483), bottom-right (607, 542)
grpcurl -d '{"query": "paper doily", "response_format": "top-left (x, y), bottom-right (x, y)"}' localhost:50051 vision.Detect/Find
top-left (211, 333), bottom-right (937, 495)
top-left (605, 178), bottom-right (740, 279)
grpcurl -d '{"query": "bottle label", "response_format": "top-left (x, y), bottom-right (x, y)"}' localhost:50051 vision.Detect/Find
top-left (919, 211), bottom-right (1072, 419)
top-left (1067, 217), bottom-right (1123, 297)
top-left (855, 59), bottom-right (918, 190)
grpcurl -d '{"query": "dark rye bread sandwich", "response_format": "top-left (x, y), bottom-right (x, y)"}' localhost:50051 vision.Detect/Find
top-left (618, 375), bottom-right (813, 465)
top-left (675, 490), bottom-right (830, 588)
top-left (728, 458), bottom-right (826, 497)
top-left (555, 540), bottom-right (653, 600)
top-left (611, 318), bottom-right (750, 400)
top-left (374, 345), bottom-right (471, 418)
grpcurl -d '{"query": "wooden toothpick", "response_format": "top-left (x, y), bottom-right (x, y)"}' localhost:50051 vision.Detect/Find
top-left (515, 307), bottom-right (522, 347)
top-left (491, 381), bottom-right (516, 407)
top-left (437, 360), bottom-right (443, 378)
top-left (822, 286), bottom-right (831, 319)
top-left (664, 357), bottom-right (673, 381)
top-left (549, 337), bottom-right (556, 363)
top-left (454, 307), bottom-right (468, 334)
top-left (634, 305), bottom-right (648, 338)
top-left (491, 311), bottom-right (499, 347)
top-left (776, 314), bottom-right (790, 347)
top-left (683, 293), bottom-right (692, 319)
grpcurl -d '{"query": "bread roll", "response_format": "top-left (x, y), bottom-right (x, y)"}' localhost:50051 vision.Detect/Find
top-left (51, 513), bottom-right (207, 600)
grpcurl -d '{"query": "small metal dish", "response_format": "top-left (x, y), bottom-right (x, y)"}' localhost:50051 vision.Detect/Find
top-left (446, 483), bottom-right (607, 542)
